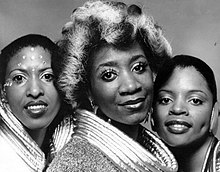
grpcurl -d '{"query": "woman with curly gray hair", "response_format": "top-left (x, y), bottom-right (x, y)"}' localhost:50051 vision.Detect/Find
top-left (47, 0), bottom-right (178, 171)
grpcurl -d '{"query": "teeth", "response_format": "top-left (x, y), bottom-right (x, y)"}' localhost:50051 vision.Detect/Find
top-left (27, 105), bottom-right (45, 110)
top-left (126, 102), bottom-right (142, 108)
top-left (172, 124), bottom-right (185, 128)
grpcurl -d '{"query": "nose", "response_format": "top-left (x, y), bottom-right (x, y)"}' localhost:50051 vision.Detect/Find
top-left (169, 99), bottom-right (188, 116)
top-left (118, 71), bottom-right (141, 95)
top-left (26, 78), bottom-right (44, 98)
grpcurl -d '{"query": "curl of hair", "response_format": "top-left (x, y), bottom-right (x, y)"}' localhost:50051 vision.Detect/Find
top-left (58, 0), bottom-right (172, 108)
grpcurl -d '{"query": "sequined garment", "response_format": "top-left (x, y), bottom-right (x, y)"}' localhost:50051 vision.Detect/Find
top-left (47, 109), bottom-right (178, 172)
top-left (49, 114), bottom-right (76, 160)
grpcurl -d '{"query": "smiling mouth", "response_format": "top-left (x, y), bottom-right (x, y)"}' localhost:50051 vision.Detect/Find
top-left (119, 98), bottom-right (145, 110)
top-left (25, 103), bottom-right (48, 118)
top-left (165, 121), bottom-right (192, 134)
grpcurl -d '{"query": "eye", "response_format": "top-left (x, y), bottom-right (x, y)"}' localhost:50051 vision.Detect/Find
top-left (41, 73), bottom-right (55, 82)
top-left (189, 98), bottom-right (203, 106)
top-left (132, 62), bottom-right (147, 74)
top-left (100, 69), bottom-right (117, 82)
top-left (12, 75), bottom-right (27, 85)
top-left (157, 97), bottom-right (172, 105)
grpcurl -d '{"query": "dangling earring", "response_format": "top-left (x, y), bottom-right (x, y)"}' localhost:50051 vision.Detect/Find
top-left (89, 98), bottom-right (98, 114)
top-left (145, 108), bottom-right (153, 123)
top-left (209, 102), bottom-right (219, 135)
top-left (1, 87), bottom-right (8, 104)
top-left (150, 117), bottom-right (156, 131)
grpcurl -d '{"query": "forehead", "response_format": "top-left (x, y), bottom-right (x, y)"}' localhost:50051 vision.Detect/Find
top-left (165, 67), bottom-right (211, 92)
top-left (92, 42), bottom-right (145, 65)
top-left (9, 46), bottom-right (51, 64)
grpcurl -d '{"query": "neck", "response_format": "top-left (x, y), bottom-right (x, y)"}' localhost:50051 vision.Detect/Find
top-left (169, 135), bottom-right (214, 172)
top-left (111, 120), bottom-right (139, 140)
top-left (97, 110), bottom-right (140, 140)
top-left (26, 128), bottom-right (47, 148)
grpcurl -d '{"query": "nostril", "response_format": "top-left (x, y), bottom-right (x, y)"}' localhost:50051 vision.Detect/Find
top-left (26, 84), bottom-right (44, 98)
top-left (169, 109), bottom-right (188, 116)
top-left (119, 86), bottom-right (142, 96)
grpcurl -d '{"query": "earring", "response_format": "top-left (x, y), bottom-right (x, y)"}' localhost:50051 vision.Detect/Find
top-left (209, 102), bottom-right (219, 135)
top-left (1, 90), bottom-right (8, 103)
top-left (150, 117), bottom-right (156, 131)
top-left (89, 98), bottom-right (98, 114)
top-left (107, 118), bottom-right (111, 124)
top-left (145, 108), bottom-right (153, 123)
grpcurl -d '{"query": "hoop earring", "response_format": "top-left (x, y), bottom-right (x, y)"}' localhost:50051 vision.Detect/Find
top-left (209, 102), bottom-right (219, 135)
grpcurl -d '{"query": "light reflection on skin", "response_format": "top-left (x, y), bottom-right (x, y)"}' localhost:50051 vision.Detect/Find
top-left (4, 46), bottom-right (61, 131)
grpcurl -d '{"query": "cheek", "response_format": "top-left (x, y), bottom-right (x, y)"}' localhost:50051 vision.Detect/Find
top-left (92, 82), bottom-right (116, 106)
top-left (139, 72), bottom-right (153, 86)
top-left (6, 87), bottom-right (23, 107)
top-left (153, 106), bottom-right (167, 124)
top-left (45, 85), bottom-right (59, 98)
top-left (194, 114), bottom-right (210, 129)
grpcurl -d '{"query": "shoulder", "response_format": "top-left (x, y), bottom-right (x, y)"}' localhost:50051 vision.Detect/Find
top-left (214, 138), bottom-right (220, 171)
top-left (47, 136), bottom-right (119, 172)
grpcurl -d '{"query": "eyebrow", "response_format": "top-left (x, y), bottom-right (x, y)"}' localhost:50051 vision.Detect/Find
top-left (158, 89), bottom-right (208, 96)
top-left (96, 54), bottom-right (146, 72)
top-left (8, 67), bottom-right (52, 76)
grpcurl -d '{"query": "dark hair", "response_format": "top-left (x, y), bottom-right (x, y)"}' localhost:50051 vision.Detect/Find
top-left (154, 54), bottom-right (217, 104)
top-left (0, 34), bottom-right (72, 156)
top-left (0, 34), bottom-right (63, 93)
top-left (58, 0), bottom-right (172, 108)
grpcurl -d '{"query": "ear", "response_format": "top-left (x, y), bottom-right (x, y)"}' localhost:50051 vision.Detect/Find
top-left (209, 102), bottom-right (219, 135)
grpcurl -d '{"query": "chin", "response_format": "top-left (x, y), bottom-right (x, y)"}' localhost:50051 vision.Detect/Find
top-left (126, 115), bottom-right (145, 125)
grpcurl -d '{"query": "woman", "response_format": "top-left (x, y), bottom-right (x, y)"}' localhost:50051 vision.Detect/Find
top-left (47, 1), bottom-right (178, 172)
top-left (151, 55), bottom-right (220, 171)
top-left (0, 34), bottom-right (73, 171)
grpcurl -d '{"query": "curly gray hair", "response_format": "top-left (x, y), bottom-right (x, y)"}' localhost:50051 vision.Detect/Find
top-left (57, 0), bottom-right (172, 108)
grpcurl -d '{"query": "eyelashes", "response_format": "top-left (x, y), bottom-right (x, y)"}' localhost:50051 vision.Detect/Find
top-left (100, 68), bottom-right (117, 82)
top-left (99, 61), bottom-right (148, 82)
top-left (7, 71), bottom-right (54, 86)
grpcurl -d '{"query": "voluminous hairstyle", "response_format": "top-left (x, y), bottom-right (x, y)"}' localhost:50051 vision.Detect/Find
top-left (58, 0), bottom-right (172, 108)
top-left (154, 54), bottom-right (217, 104)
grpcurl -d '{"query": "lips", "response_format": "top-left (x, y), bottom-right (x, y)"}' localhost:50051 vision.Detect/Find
top-left (165, 120), bottom-right (192, 134)
top-left (119, 97), bottom-right (145, 110)
top-left (24, 100), bottom-right (48, 118)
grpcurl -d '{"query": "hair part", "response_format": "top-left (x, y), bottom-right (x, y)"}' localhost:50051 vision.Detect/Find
top-left (154, 54), bottom-right (217, 104)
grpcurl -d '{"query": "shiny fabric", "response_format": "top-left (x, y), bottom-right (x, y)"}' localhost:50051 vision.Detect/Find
top-left (0, 101), bottom-right (45, 172)
top-left (0, 101), bottom-right (74, 171)
top-left (47, 109), bottom-right (178, 172)
top-left (203, 137), bottom-right (220, 172)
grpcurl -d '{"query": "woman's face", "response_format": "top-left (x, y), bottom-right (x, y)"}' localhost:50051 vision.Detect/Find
top-left (5, 46), bottom-right (61, 130)
top-left (90, 42), bottom-right (153, 125)
top-left (153, 67), bottom-right (213, 147)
